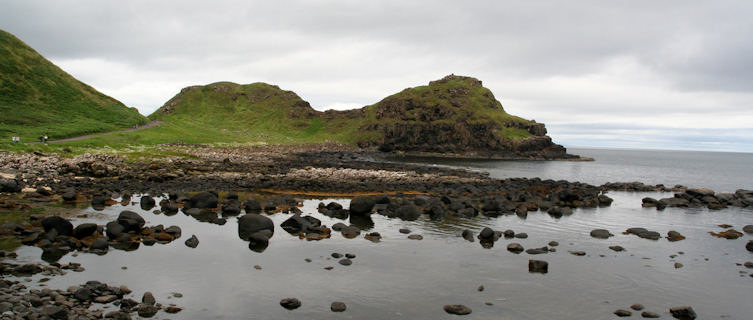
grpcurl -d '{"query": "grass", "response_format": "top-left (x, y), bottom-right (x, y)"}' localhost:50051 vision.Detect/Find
top-left (0, 29), bottom-right (147, 142)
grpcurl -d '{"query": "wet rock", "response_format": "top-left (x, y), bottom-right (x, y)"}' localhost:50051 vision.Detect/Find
top-left (350, 196), bottom-right (376, 215)
top-left (345, 253), bottom-right (356, 259)
top-left (407, 234), bottom-right (423, 240)
top-left (609, 246), bottom-right (625, 252)
top-left (281, 214), bottom-right (321, 234)
top-left (280, 298), bottom-right (301, 310)
top-left (161, 203), bottom-right (179, 214)
top-left (140, 196), bottom-right (156, 210)
top-left (184, 235), bottom-right (199, 248)
top-left (669, 306), bottom-right (696, 319)
top-left (339, 259), bottom-right (352, 266)
top-left (743, 225), bottom-right (753, 235)
top-left (667, 230), bottom-right (686, 242)
top-left (528, 260), bottom-right (548, 273)
top-left (507, 243), bottom-right (524, 254)
top-left (746, 240), bottom-right (753, 253)
top-left (503, 229), bottom-right (515, 238)
top-left (365, 232), bottom-right (382, 242)
top-left (744, 261), bottom-right (753, 269)
top-left (590, 229), bottom-right (613, 239)
top-left (165, 225), bottom-right (182, 238)
top-left (41, 216), bottom-right (73, 237)
top-left (547, 206), bottom-right (572, 218)
top-left (189, 191), bottom-right (218, 209)
top-left (710, 229), bottom-right (743, 239)
top-left (238, 214), bottom-right (274, 241)
top-left (395, 203), bottom-right (422, 221)
top-left (526, 247), bottom-right (549, 255)
top-left (642, 197), bottom-right (659, 207)
top-left (221, 199), bottom-right (242, 215)
top-left (137, 304), bottom-right (160, 318)
top-left (548, 241), bottom-right (559, 247)
top-left (625, 227), bottom-right (661, 240)
top-left (331, 253), bottom-right (343, 258)
top-left (461, 229), bottom-right (474, 242)
top-left (331, 301), bottom-right (347, 312)
top-left (117, 210), bottom-right (145, 232)
top-left (614, 309), bottom-right (632, 317)
top-left (74, 287), bottom-right (92, 301)
top-left (642, 311), bottom-right (661, 318)
top-left (569, 251), bottom-right (586, 256)
top-left (164, 306), bottom-right (182, 313)
top-left (478, 227), bottom-right (496, 241)
top-left (674, 262), bottom-right (683, 269)
top-left (0, 178), bottom-right (22, 193)
top-left (514, 232), bottom-right (528, 239)
top-left (399, 228), bottom-right (411, 234)
top-left (90, 238), bottom-right (109, 251)
top-left (61, 189), bottom-right (77, 201)
top-left (42, 305), bottom-right (68, 319)
top-left (142, 292), bottom-right (156, 305)
top-left (72, 223), bottom-right (98, 239)
top-left (443, 304), bottom-right (472, 315)
top-left (244, 199), bottom-right (262, 213)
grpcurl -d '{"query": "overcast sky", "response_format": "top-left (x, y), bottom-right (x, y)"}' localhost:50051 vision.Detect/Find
top-left (2, 0), bottom-right (752, 152)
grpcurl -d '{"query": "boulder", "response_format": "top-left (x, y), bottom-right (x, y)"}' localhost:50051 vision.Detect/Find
top-left (105, 221), bottom-right (126, 239)
top-left (478, 227), bottom-right (496, 241)
top-left (528, 260), bottom-right (549, 273)
top-left (117, 210), bottom-right (145, 232)
top-left (350, 196), bottom-right (376, 215)
top-left (0, 178), bottom-right (22, 193)
top-left (244, 199), bottom-right (262, 213)
top-left (142, 292), bottom-right (156, 305)
top-left (395, 204), bottom-right (422, 221)
top-left (280, 298), bottom-right (301, 310)
top-left (281, 214), bottom-right (321, 234)
top-left (90, 238), bottom-right (108, 251)
top-left (742, 225), bottom-right (753, 235)
top-left (461, 229), bottom-right (474, 242)
top-left (507, 243), bottom-right (524, 254)
top-left (614, 309), bottom-right (632, 317)
top-left (185, 235), bottom-right (199, 248)
top-left (667, 230), bottom-right (686, 242)
top-left (41, 216), bottom-right (73, 236)
top-left (669, 306), bottom-right (696, 319)
top-left (161, 203), bottom-right (179, 214)
top-left (642, 197), bottom-right (659, 207)
top-left (238, 214), bottom-right (274, 241)
top-left (642, 311), bottom-right (661, 318)
top-left (189, 191), bottom-right (218, 209)
top-left (443, 304), bottom-right (472, 315)
top-left (140, 196), bottom-right (156, 210)
top-left (72, 223), bottom-right (98, 239)
top-left (590, 229), bottom-right (613, 239)
top-left (331, 301), bottom-right (347, 312)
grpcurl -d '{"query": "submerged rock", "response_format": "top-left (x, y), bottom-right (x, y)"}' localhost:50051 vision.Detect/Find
top-left (528, 260), bottom-right (548, 273)
top-left (238, 214), bottom-right (274, 241)
top-left (669, 306), bottom-right (697, 319)
top-left (331, 301), bottom-right (347, 312)
top-left (443, 304), bottom-right (472, 315)
top-left (590, 229), bottom-right (613, 239)
top-left (280, 298), bottom-right (301, 310)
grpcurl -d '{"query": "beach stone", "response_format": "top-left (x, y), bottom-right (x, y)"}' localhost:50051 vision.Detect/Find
top-left (478, 227), bottom-right (495, 241)
top-left (280, 298), bottom-right (301, 310)
top-left (407, 234), bottom-right (423, 240)
top-left (443, 304), bottom-right (472, 315)
top-left (514, 232), bottom-right (528, 239)
top-left (669, 306), bottom-right (696, 319)
top-left (548, 241), bottom-right (559, 247)
top-left (746, 240), bottom-right (753, 253)
top-left (569, 251), bottom-right (586, 256)
top-left (345, 253), bottom-right (356, 259)
top-left (528, 260), bottom-right (548, 273)
top-left (743, 225), bottom-right (753, 234)
top-left (142, 292), bottom-right (156, 305)
top-left (41, 216), bottom-right (73, 236)
top-left (590, 229), bottom-right (613, 239)
top-left (74, 287), bottom-right (92, 301)
top-left (140, 196), bottom-right (156, 210)
top-left (164, 306), bottom-right (182, 313)
top-left (631, 304), bottom-right (645, 311)
top-left (744, 261), bottom-right (753, 269)
top-left (238, 214), bottom-right (274, 241)
top-left (674, 262), bottom-right (683, 269)
top-left (42, 305), bottom-right (68, 319)
top-left (477, 285), bottom-right (484, 292)
top-left (461, 229), bottom-right (474, 242)
top-left (667, 230), bottom-right (686, 242)
top-left (331, 252), bottom-right (343, 258)
top-left (137, 304), bottom-right (160, 318)
top-left (184, 235), bottom-right (199, 248)
top-left (642, 197), bottom-right (659, 207)
top-left (395, 203), bottom-right (422, 221)
top-left (339, 259), bottom-right (352, 266)
top-left (609, 245), bottom-right (625, 252)
top-left (710, 229), bottom-right (743, 239)
top-left (614, 309), bottom-right (632, 317)
top-left (331, 301), bottom-right (347, 312)
top-left (507, 243), bottom-right (524, 254)
top-left (399, 228), bottom-right (411, 234)
top-left (350, 196), bottom-right (376, 215)
top-left (503, 229), bottom-right (515, 238)
top-left (244, 199), bottom-right (262, 213)
top-left (72, 223), bottom-right (98, 239)
top-left (94, 295), bottom-right (118, 303)
top-left (189, 191), bottom-right (218, 208)
top-left (642, 311), bottom-right (661, 318)
top-left (117, 210), bottom-right (145, 232)
top-left (526, 247), bottom-right (549, 255)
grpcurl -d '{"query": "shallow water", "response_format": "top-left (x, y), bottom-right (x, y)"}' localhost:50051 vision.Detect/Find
top-left (9, 192), bottom-right (753, 319)
top-left (388, 148), bottom-right (753, 192)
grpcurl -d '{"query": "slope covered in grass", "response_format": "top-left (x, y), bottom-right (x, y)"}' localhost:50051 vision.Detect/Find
top-left (0, 29), bottom-right (147, 141)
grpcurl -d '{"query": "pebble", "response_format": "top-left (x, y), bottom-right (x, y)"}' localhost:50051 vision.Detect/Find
top-left (631, 303), bottom-right (645, 311)
top-left (614, 309), bottom-right (632, 317)
top-left (407, 234), bottom-right (423, 240)
top-left (331, 301), bottom-right (347, 312)
top-left (280, 298), bottom-right (301, 310)
top-left (443, 304), bottom-right (472, 315)
top-left (339, 259), bottom-right (352, 266)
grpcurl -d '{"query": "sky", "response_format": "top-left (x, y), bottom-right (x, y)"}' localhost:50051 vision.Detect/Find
top-left (2, 0), bottom-right (752, 152)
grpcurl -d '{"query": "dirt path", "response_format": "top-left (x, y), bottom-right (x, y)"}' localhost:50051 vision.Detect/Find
top-left (27, 121), bottom-right (162, 144)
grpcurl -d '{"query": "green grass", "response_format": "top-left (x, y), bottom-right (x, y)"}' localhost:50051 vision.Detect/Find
top-left (0, 29), bottom-right (147, 142)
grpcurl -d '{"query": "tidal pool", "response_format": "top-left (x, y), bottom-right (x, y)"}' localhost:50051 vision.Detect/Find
top-left (9, 192), bottom-right (753, 319)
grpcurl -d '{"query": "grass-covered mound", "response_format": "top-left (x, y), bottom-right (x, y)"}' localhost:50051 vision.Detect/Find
top-left (0, 29), bottom-right (147, 142)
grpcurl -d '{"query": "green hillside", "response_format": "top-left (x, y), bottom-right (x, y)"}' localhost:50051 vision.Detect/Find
top-left (0, 29), bottom-right (147, 142)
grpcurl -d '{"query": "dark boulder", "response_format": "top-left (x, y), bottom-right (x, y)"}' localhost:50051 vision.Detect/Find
top-left (590, 229), bottom-right (613, 239)
top-left (238, 214), bottom-right (274, 241)
top-left (614, 309), bottom-right (632, 317)
top-left (395, 203), bottom-right (422, 221)
top-left (642, 311), bottom-right (661, 318)
top-left (669, 306), bottom-right (696, 319)
top-left (244, 199), bottom-right (262, 213)
top-left (90, 238), bottom-right (108, 251)
top-left (140, 196), bottom-right (156, 210)
top-left (642, 197), bottom-right (659, 207)
top-left (105, 221), bottom-right (125, 239)
top-left (331, 301), bottom-right (347, 312)
top-left (746, 240), bottom-right (753, 253)
top-left (74, 287), bottom-right (92, 301)
top-left (280, 298), bottom-right (301, 310)
top-left (443, 304), bottom-right (472, 315)
top-left (507, 243), bottom-right (524, 254)
top-left (478, 227), bottom-right (495, 241)
top-left (667, 230), bottom-right (686, 242)
top-left (350, 196), bottom-right (376, 215)
top-left (0, 178), bottom-right (22, 193)
top-left (117, 210), bottom-right (145, 232)
top-left (189, 191), bottom-right (218, 209)
top-left (281, 214), bottom-right (321, 234)
top-left (72, 223), bottom-right (98, 239)
top-left (526, 247), bottom-right (549, 255)
top-left (185, 235), bottom-right (199, 248)
top-left (61, 189), bottom-right (77, 202)
top-left (41, 216), bottom-right (73, 236)
top-left (743, 225), bottom-right (753, 235)
top-left (161, 202), bottom-right (179, 214)
top-left (222, 199), bottom-right (242, 215)
top-left (528, 260), bottom-right (549, 273)
top-left (461, 229), bottom-right (474, 242)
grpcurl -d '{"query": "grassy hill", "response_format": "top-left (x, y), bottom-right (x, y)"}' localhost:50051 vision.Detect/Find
top-left (0, 29), bottom-right (147, 142)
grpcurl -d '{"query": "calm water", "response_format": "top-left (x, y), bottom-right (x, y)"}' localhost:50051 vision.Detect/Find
top-left (389, 148), bottom-right (753, 192)
top-left (10, 192), bottom-right (753, 319)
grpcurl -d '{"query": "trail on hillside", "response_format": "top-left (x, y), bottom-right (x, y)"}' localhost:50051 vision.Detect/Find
top-left (25, 121), bottom-right (162, 144)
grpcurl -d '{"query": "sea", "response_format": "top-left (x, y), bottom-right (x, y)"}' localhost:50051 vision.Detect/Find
top-left (8, 147), bottom-right (753, 319)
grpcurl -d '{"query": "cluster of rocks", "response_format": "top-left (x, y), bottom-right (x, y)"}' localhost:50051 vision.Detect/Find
top-left (601, 181), bottom-right (685, 192)
top-left (0, 279), bottom-right (180, 319)
top-left (612, 303), bottom-right (661, 318)
top-left (0, 262), bottom-right (83, 277)
top-left (587, 228), bottom-right (686, 242)
top-left (643, 188), bottom-right (753, 210)
top-left (1, 210), bottom-right (181, 263)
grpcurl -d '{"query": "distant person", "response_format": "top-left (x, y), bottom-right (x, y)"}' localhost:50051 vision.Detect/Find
top-left (38, 135), bottom-right (43, 143)
top-left (44, 134), bottom-right (48, 143)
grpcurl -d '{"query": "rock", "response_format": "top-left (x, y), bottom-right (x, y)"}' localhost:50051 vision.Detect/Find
top-left (0, 178), bottom-right (22, 193)
top-left (461, 229), bottom-right (474, 242)
top-left (90, 238), bottom-right (109, 251)
top-left (514, 232), bottom-right (528, 239)
top-left (72, 223), bottom-right (98, 239)
top-left (331, 301), bottom-right (347, 312)
top-left (221, 199), bottom-right (242, 215)
top-left (164, 306), bottom-right (182, 313)
top-left (674, 262), bottom-right (683, 269)
top-left (189, 191), bottom-right (218, 208)
top-left (137, 304), bottom-right (160, 318)
top-left (548, 241), bottom-right (559, 247)
top-left (478, 227), bottom-right (495, 241)
top-left (106, 221), bottom-right (126, 239)
top-left (281, 214), bottom-right (321, 234)
top-left (743, 225), bottom-right (753, 235)
top-left (42, 305), bottom-right (68, 319)
top-left (642, 197), bottom-right (659, 207)
top-left (345, 253), bottom-right (356, 259)
top-left (238, 214), bottom-right (274, 241)
top-left (142, 292), bottom-right (156, 305)
top-left (614, 309), bottom-right (632, 317)
top-left (395, 203), bottom-right (422, 221)
top-left (185, 235), bottom-right (199, 248)
top-left (165, 225), bottom-right (182, 237)
top-left (609, 246), bottom-right (625, 252)
top-left (365, 232), bottom-right (382, 242)
top-left (61, 189), bottom-right (77, 201)
top-left (140, 196), bottom-right (156, 210)
top-left (526, 247), bottom-right (549, 255)
top-left (443, 304), bottom-right (472, 315)
top-left (590, 229), bottom-right (613, 239)
top-left (280, 298), bottom-right (301, 310)
top-left (642, 311), bottom-right (661, 318)
top-left (117, 210), bottom-right (145, 232)
top-left (94, 295), bottom-right (118, 303)
top-left (74, 287), bottom-right (92, 301)
top-left (477, 285), bottom-right (484, 292)
top-left (399, 228), bottom-right (411, 234)
top-left (667, 230), bottom-right (686, 242)
top-left (528, 260), bottom-right (548, 273)
top-left (669, 306), bottom-right (696, 319)
top-left (350, 196), bottom-right (376, 215)
top-left (162, 203), bottom-right (179, 214)
top-left (339, 258), bottom-right (352, 266)
top-left (41, 216), bottom-right (73, 236)
top-left (503, 229), bottom-right (515, 238)
top-left (331, 252), bottom-right (343, 258)
top-left (744, 261), bottom-right (753, 269)
top-left (710, 229), bottom-right (743, 239)
top-left (244, 199), bottom-right (262, 213)
top-left (408, 234), bottom-right (423, 240)
top-left (569, 251), bottom-right (586, 256)
top-left (507, 243), bottom-right (524, 254)
top-left (746, 240), bottom-right (753, 253)
top-left (630, 304), bottom-right (645, 311)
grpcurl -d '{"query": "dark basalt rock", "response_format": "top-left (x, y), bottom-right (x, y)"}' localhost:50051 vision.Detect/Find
top-left (41, 216), bottom-right (73, 237)
top-left (667, 230), bottom-right (686, 242)
top-left (395, 203), bottom-right (422, 221)
top-left (350, 196), bottom-right (376, 215)
top-left (105, 221), bottom-right (126, 239)
top-left (140, 195), bottom-right (156, 210)
top-left (72, 223), bottom-right (98, 239)
top-left (117, 210), bottom-right (145, 232)
top-left (221, 198), bottom-right (242, 215)
top-left (331, 301), bottom-right (347, 312)
top-left (614, 309), bottom-right (632, 317)
top-left (743, 225), bottom-right (753, 235)
top-left (461, 229), bottom-right (474, 242)
top-left (184, 235), bottom-right (199, 248)
top-left (244, 199), bottom-right (262, 213)
top-left (507, 243), bottom-right (524, 254)
top-left (188, 191), bottom-right (219, 209)
top-left (238, 214), bottom-right (274, 241)
top-left (746, 240), bottom-right (753, 253)
top-left (0, 178), bottom-right (22, 193)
